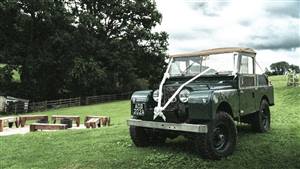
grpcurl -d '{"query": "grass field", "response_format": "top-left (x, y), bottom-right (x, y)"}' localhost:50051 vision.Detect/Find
top-left (0, 76), bottom-right (299, 169)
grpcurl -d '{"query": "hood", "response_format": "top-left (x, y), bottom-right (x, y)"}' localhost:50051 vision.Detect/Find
top-left (164, 75), bottom-right (236, 92)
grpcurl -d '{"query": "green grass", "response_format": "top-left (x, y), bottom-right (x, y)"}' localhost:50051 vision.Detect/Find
top-left (1, 76), bottom-right (300, 169)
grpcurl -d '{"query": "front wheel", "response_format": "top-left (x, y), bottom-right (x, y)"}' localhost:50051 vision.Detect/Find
top-left (129, 126), bottom-right (166, 147)
top-left (194, 111), bottom-right (237, 160)
top-left (129, 126), bottom-right (149, 147)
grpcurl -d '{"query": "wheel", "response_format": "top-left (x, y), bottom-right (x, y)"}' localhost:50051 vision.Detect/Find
top-left (129, 126), bottom-right (149, 147)
top-left (251, 99), bottom-right (270, 132)
top-left (147, 130), bottom-right (167, 145)
top-left (195, 111), bottom-right (237, 160)
top-left (129, 126), bottom-right (166, 147)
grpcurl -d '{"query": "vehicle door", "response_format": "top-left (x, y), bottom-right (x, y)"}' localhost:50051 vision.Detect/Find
top-left (238, 54), bottom-right (256, 115)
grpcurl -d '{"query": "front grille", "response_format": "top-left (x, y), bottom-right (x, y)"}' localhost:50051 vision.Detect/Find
top-left (162, 86), bottom-right (178, 111)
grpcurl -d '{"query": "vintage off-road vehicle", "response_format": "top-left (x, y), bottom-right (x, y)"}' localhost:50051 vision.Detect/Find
top-left (128, 47), bottom-right (274, 159)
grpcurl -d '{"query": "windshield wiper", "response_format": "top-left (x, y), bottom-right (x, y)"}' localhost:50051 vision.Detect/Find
top-left (214, 71), bottom-right (230, 75)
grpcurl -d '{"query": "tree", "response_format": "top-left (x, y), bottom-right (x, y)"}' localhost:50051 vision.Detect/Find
top-left (289, 64), bottom-right (300, 73)
top-left (270, 61), bottom-right (290, 75)
top-left (71, 0), bottom-right (168, 92)
top-left (0, 0), bottom-right (77, 100)
top-left (264, 68), bottom-right (272, 76)
top-left (0, 0), bottom-right (168, 100)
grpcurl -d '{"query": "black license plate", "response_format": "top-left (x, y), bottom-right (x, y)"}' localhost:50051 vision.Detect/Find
top-left (133, 103), bottom-right (145, 116)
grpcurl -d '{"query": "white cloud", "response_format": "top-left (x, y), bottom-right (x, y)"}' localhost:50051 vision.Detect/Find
top-left (155, 0), bottom-right (300, 69)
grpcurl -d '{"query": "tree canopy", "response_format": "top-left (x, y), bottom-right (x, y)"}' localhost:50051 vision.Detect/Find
top-left (270, 61), bottom-right (299, 75)
top-left (0, 0), bottom-right (168, 100)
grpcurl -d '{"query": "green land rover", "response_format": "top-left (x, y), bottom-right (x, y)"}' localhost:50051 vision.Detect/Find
top-left (128, 47), bottom-right (274, 159)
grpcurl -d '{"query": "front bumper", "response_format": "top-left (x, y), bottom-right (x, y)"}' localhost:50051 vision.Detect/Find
top-left (127, 119), bottom-right (208, 133)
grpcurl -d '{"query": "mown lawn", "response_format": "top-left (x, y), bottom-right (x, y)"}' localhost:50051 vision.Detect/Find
top-left (0, 76), bottom-right (299, 169)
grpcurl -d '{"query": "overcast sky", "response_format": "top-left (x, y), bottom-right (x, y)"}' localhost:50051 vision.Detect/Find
top-left (155, 0), bottom-right (300, 70)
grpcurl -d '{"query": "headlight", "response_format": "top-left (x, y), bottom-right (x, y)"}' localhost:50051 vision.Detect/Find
top-left (201, 98), bottom-right (208, 104)
top-left (179, 89), bottom-right (190, 103)
top-left (153, 89), bottom-right (159, 102)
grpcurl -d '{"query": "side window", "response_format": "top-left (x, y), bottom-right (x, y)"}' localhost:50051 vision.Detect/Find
top-left (258, 75), bottom-right (268, 86)
top-left (248, 57), bottom-right (254, 74)
top-left (240, 55), bottom-right (255, 88)
top-left (240, 55), bottom-right (254, 74)
top-left (240, 76), bottom-right (255, 87)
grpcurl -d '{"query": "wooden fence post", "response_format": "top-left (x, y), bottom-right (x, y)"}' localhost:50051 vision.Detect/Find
top-left (14, 104), bottom-right (17, 114)
top-left (31, 102), bottom-right (35, 111)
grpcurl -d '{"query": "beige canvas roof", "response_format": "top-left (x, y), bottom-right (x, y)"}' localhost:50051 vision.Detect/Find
top-left (170, 47), bottom-right (256, 58)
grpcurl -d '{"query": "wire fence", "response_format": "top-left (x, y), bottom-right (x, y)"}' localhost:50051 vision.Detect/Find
top-left (4, 92), bottom-right (132, 114)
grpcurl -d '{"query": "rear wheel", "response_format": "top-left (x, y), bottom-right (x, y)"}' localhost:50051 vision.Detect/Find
top-left (194, 111), bottom-right (237, 160)
top-left (251, 99), bottom-right (270, 132)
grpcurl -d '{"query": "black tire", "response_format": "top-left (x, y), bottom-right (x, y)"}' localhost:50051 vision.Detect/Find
top-left (251, 99), bottom-right (270, 132)
top-left (129, 126), bottom-right (149, 147)
top-left (148, 130), bottom-right (167, 145)
top-left (129, 126), bottom-right (166, 147)
top-left (195, 111), bottom-right (237, 160)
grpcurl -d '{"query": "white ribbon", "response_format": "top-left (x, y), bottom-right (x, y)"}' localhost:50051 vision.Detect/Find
top-left (153, 67), bottom-right (212, 121)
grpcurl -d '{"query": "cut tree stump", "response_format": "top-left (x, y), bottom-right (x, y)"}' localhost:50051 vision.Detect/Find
top-left (19, 115), bottom-right (48, 127)
top-left (51, 115), bottom-right (80, 127)
top-left (30, 123), bottom-right (67, 132)
top-left (0, 119), bottom-right (3, 132)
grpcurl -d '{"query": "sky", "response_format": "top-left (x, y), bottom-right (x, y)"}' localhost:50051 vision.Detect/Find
top-left (154, 0), bottom-right (300, 70)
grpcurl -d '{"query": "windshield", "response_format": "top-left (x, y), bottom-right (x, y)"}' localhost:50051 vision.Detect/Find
top-left (169, 53), bottom-right (238, 77)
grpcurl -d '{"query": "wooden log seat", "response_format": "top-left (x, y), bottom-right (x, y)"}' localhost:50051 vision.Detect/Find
top-left (0, 116), bottom-right (20, 132)
top-left (84, 115), bottom-right (111, 128)
top-left (85, 118), bottom-right (100, 128)
top-left (19, 115), bottom-right (48, 127)
top-left (51, 115), bottom-right (80, 127)
top-left (100, 116), bottom-right (110, 126)
top-left (30, 123), bottom-right (67, 132)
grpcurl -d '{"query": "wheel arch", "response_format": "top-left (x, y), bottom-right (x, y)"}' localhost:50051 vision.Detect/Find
top-left (261, 95), bottom-right (270, 104)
